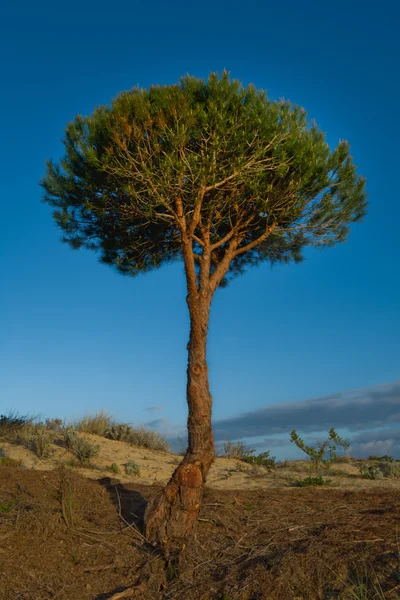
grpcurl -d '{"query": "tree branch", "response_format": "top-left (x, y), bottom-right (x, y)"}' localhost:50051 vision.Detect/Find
top-left (209, 237), bottom-right (240, 292)
top-left (234, 222), bottom-right (278, 257)
top-left (176, 197), bottom-right (198, 298)
top-left (209, 213), bottom-right (257, 251)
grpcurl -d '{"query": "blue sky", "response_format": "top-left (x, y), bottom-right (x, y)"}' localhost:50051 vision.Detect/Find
top-left (1, 0), bottom-right (399, 459)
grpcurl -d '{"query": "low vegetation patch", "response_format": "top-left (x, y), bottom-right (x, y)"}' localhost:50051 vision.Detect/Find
top-left (242, 450), bottom-right (276, 470)
top-left (0, 457), bottom-right (23, 468)
top-left (0, 412), bottom-right (32, 441)
top-left (222, 441), bottom-right (276, 471)
top-left (106, 423), bottom-right (170, 452)
top-left (360, 460), bottom-right (400, 480)
top-left (125, 460), bottom-right (140, 476)
top-left (222, 440), bottom-right (255, 460)
top-left (293, 475), bottom-right (332, 487)
top-left (74, 411), bottom-right (114, 436)
top-left (19, 423), bottom-right (53, 458)
top-left (63, 428), bottom-right (100, 465)
top-left (0, 497), bottom-right (19, 514)
top-left (45, 418), bottom-right (63, 431)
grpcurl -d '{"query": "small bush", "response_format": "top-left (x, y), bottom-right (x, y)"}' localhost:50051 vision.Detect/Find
top-left (368, 454), bottom-right (394, 462)
top-left (243, 451), bottom-right (276, 471)
top-left (379, 461), bottom-right (400, 478)
top-left (0, 457), bottom-right (23, 468)
top-left (63, 428), bottom-right (100, 465)
top-left (74, 411), bottom-right (114, 436)
top-left (361, 461), bottom-right (400, 479)
top-left (125, 460), bottom-right (140, 476)
top-left (222, 441), bottom-right (255, 460)
top-left (360, 463), bottom-right (384, 480)
top-left (106, 424), bottom-right (170, 452)
top-left (62, 458), bottom-right (81, 469)
top-left (294, 476), bottom-right (331, 487)
top-left (0, 498), bottom-right (18, 513)
top-left (109, 463), bottom-right (120, 474)
top-left (0, 412), bottom-right (32, 441)
top-left (22, 424), bottom-right (52, 458)
top-left (45, 418), bottom-right (63, 431)
top-left (335, 454), bottom-right (352, 464)
top-left (130, 427), bottom-right (170, 452)
top-left (106, 423), bottom-right (134, 442)
top-left (222, 442), bottom-right (275, 470)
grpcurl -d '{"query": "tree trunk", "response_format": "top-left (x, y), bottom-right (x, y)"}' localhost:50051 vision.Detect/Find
top-left (144, 293), bottom-right (214, 552)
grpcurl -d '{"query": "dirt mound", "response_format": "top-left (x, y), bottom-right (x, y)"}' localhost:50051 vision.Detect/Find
top-left (1, 466), bottom-right (400, 599)
top-left (2, 434), bottom-right (399, 492)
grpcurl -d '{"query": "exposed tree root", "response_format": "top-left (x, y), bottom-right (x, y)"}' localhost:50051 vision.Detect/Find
top-left (144, 459), bottom-right (205, 553)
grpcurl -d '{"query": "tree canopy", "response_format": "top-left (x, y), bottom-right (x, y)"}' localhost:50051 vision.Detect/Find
top-left (42, 72), bottom-right (366, 290)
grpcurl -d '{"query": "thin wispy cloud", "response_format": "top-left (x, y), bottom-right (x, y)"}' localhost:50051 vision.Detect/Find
top-left (143, 405), bottom-right (162, 413)
top-left (143, 418), bottom-right (168, 429)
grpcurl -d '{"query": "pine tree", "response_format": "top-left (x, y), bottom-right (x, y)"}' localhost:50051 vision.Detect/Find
top-left (42, 71), bottom-right (367, 550)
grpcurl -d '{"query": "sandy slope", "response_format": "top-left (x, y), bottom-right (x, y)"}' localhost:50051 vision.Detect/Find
top-left (2, 433), bottom-right (400, 490)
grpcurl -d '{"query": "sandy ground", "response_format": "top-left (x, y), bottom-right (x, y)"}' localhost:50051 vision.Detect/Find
top-left (2, 433), bottom-right (400, 491)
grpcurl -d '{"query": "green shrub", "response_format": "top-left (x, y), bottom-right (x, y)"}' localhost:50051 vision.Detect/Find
top-left (21, 424), bottom-right (52, 458)
top-left (290, 428), bottom-right (350, 473)
top-left (222, 442), bottom-right (275, 470)
top-left (106, 424), bottom-right (170, 452)
top-left (125, 460), bottom-right (140, 476)
top-left (368, 454), bottom-right (394, 462)
top-left (109, 463), bottom-right (120, 474)
top-left (63, 427), bottom-right (100, 465)
top-left (360, 463), bottom-right (384, 480)
top-left (361, 461), bottom-right (400, 479)
top-left (5, 422), bottom-right (53, 459)
top-left (0, 457), bottom-right (23, 468)
top-left (379, 461), bottom-right (400, 478)
top-left (74, 411), bottom-right (114, 436)
top-left (0, 498), bottom-right (18, 513)
top-left (62, 458), bottom-right (81, 469)
top-left (294, 476), bottom-right (331, 487)
top-left (335, 454), bottom-right (352, 464)
top-left (243, 450), bottom-right (276, 470)
top-left (106, 423), bottom-right (134, 442)
top-left (222, 441), bottom-right (255, 460)
top-left (45, 418), bottom-right (63, 431)
top-left (0, 412), bottom-right (32, 441)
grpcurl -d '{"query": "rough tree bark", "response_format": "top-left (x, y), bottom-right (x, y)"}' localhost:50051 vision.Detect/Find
top-left (144, 286), bottom-right (214, 551)
top-left (143, 202), bottom-right (219, 551)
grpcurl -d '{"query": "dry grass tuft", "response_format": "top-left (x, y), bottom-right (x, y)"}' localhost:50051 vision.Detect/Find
top-left (0, 412), bottom-right (33, 441)
top-left (106, 423), bottom-right (170, 452)
top-left (74, 411), bottom-right (114, 436)
top-left (16, 423), bottom-right (53, 458)
top-left (221, 440), bottom-right (254, 460)
top-left (63, 427), bottom-right (100, 465)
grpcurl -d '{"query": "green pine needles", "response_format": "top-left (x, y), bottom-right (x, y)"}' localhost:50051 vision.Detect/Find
top-left (41, 71), bottom-right (366, 285)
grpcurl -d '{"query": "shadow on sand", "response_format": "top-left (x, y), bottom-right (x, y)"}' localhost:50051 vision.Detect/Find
top-left (96, 476), bottom-right (149, 531)
top-left (93, 478), bottom-right (160, 599)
